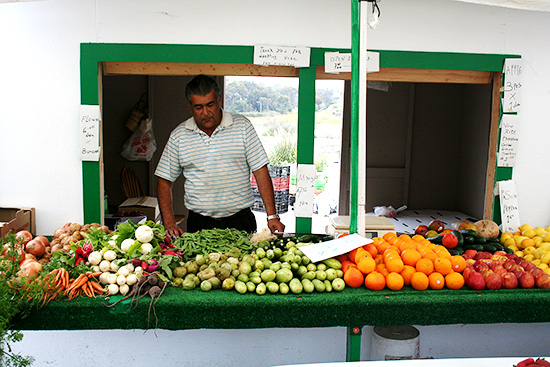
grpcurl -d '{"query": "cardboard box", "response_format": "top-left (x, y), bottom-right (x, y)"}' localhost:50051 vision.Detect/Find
top-left (0, 207), bottom-right (36, 236)
top-left (327, 215), bottom-right (395, 239)
top-left (118, 196), bottom-right (160, 221)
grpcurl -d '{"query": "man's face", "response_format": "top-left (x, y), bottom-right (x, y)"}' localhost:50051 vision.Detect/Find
top-left (187, 89), bottom-right (222, 135)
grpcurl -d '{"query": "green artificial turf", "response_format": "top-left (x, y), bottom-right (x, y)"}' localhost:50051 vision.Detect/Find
top-left (12, 286), bottom-right (550, 331)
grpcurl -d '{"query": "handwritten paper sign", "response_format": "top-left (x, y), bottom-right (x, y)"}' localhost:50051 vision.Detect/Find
top-left (253, 45), bottom-right (310, 68)
top-left (499, 180), bottom-right (520, 233)
top-left (300, 233), bottom-right (373, 263)
top-left (294, 164), bottom-right (317, 218)
top-left (503, 58), bottom-right (522, 113)
top-left (498, 114), bottom-right (519, 167)
top-left (323, 51), bottom-right (380, 74)
top-left (79, 105), bottom-right (101, 161)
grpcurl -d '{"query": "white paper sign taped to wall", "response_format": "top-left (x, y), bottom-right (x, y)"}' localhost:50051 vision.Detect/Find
top-left (253, 45), bottom-right (310, 68)
top-left (80, 105), bottom-right (101, 161)
top-left (498, 180), bottom-right (520, 233)
top-left (503, 58), bottom-right (522, 113)
top-left (294, 164), bottom-right (317, 218)
top-left (497, 114), bottom-right (519, 167)
top-left (324, 51), bottom-right (379, 74)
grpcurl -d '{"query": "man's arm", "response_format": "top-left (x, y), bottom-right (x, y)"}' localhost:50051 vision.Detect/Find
top-left (253, 165), bottom-right (285, 233)
top-left (157, 176), bottom-right (184, 237)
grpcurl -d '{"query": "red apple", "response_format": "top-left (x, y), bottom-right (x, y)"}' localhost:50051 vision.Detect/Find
top-left (530, 267), bottom-right (544, 279)
top-left (485, 272), bottom-right (502, 290)
top-left (463, 249), bottom-right (478, 260)
top-left (535, 273), bottom-right (550, 289)
top-left (503, 259), bottom-right (516, 271)
top-left (466, 271), bottom-right (486, 290)
top-left (493, 266), bottom-right (508, 278)
top-left (474, 252), bottom-right (492, 261)
top-left (414, 224), bottom-right (429, 236)
top-left (474, 260), bottom-right (490, 273)
top-left (522, 262), bottom-right (537, 272)
top-left (428, 220), bottom-right (445, 233)
top-left (501, 272), bottom-right (518, 289)
top-left (511, 265), bottom-right (526, 278)
top-left (463, 266), bottom-right (475, 282)
top-left (518, 272), bottom-right (535, 289)
top-left (494, 251), bottom-right (507, 257)
top-left (442, 233), bottom-right (459, 249)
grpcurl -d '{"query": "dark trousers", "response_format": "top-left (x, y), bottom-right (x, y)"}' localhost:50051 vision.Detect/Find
top-left (187, 207), bottom-right (257, 233)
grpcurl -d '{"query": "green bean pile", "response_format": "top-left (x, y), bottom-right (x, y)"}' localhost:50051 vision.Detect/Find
top-left (173, 228), bottom-right (255, 262)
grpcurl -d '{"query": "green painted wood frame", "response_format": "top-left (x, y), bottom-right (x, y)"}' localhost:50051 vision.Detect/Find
top-left (80, 43), bottom-right (519, 229)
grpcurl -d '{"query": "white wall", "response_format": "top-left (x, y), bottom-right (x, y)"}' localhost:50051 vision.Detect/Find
top-left (2, 0), bottom-right (550, 365)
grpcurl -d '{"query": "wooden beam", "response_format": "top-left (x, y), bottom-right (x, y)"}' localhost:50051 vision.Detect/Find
top-left (103, 62), bottom-right (299, 77)
top-left (484, 72), bottom-right (502, 219)
top-left (317, 66), bottom-right (493, 84)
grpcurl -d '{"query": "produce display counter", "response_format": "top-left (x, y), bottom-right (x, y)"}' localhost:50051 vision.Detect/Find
top-left (14, 286), bottom-right (550, 331)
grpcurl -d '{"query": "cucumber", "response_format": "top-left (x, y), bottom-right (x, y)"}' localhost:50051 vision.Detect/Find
top-left (483, 244), bottom-right (497, 253)
top-left (503, 246), bottom-right (515, 254)
top-left (459, 229), bottom-right (479, 238)
top-left (448, 247), bottom-right (464, 256)
top-left (474, 237), bottom-right (487, 245)
top-left (485, 237), bottom-right (500, 243)
top-left (427, 236), bottom-right (443, 244)
top-left (451, 230), bottom-right (464, 246)
top-left (465, 244), bottom-right (484, 252)
top-left (464, 236), bottom-right (475, 245)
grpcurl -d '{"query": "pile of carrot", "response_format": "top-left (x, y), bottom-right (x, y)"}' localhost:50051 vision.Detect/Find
top-left (42, 268), bottom-right (107, 303)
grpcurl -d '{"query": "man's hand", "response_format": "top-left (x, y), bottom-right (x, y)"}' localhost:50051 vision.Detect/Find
top-left (268, 218), bottom-right (285, 234)
top-left (165, 223), bottom-right (184, 238)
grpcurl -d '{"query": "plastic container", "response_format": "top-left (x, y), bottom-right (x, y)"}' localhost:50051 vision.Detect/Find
top-left (370, 326), bottom-right (420, 361)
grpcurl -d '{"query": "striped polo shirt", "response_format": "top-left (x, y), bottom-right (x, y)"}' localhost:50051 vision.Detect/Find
top-left (155, 110), bottom-right (269, 218)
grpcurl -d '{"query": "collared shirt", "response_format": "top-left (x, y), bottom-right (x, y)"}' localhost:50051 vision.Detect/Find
top-left (155, 110), bottom-right (269, 218)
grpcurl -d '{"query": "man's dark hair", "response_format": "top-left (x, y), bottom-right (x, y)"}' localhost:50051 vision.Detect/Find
top-left (185, 74), bottom-right (220, 103)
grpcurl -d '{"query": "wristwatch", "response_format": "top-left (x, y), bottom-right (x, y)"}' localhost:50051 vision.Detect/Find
top-left (267, 214), bottom-right (280, 221)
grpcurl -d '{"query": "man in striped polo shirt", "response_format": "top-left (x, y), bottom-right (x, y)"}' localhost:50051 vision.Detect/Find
top-left (155, 74), bottom-right (285, 237)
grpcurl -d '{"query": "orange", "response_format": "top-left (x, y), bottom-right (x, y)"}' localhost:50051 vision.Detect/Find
top-left (386, 272), bottom-right (404, 291)
top-left (398, 241), bottom-right (416, 253)
top-left (357, 255), bottom-right (376, 275)
top-left (376, 263), bottom-right (390, 277)
top-left (428, 272), bottom-right (445, 290)
top-left (352, 247), bottom-right (370, 263)
top-left (363, 243), bottom-right (378, 258)
top-left (336, 254), bottom-right (350, 263)
top-left (415, 258), bottom-right (434, 275)
top-left (365, 271), bottom-right (386, 291)
top-left (451, 255), bottom-right (467, 273)
top-left (376, 241), bottom-right (391, 254)
top-left (385, 256), bottom-right (404, 273)
top-left (412, 234), bottom-right (425, 243)
top-left (372, 237), bottom-right (384, 245)
top-left (382, 232), bottom-right (396, 242)
top-left (400, 265), bottom-right (416, 286)
top-left (383, 246), bottom-right (400, 258)
top-left (343, 267), bottom-right (364, 288)
top-left (401, 249), bottom-right (422, 267)
top-left (445, 272), bottom-right (465, 290)
top-left (410, 271), bottom-right (429, 291)
top-left (342, 261), bottom-right (357, 273)
top-left (387, 236), bottom-right (400, 246)
top-left (434, 246), bottom-right (452, 260)
top-left (433, 257), bottom-right (453, 275)
top-left (399, 234), bottom-right (412, 242)
top-left (348, 248), bottom-right (362, 263)
top-left (422, 250), bottom-right (439, 262)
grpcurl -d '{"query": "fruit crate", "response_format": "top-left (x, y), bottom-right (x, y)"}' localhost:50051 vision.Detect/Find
top-left (250, 165), bottom-right (291, 189)
top-left (251, 187), bottom-right (289, 214)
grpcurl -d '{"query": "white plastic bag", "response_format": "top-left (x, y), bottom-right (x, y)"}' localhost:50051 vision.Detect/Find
top-left (121, 117), bottom-right (156, 161)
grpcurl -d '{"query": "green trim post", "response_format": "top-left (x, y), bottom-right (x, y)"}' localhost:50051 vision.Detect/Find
top-left (349, 0), bottom-right (360, 234)
top-left (296, 66), bottom-right (317, 233)
top-left (346, 326), bottom-right (362, 361)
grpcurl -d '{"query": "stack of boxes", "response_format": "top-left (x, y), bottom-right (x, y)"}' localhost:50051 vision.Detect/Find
top-left (250, 165), bottom-right (290, 214)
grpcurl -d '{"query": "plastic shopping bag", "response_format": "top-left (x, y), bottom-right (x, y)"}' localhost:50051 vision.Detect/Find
top-left (121, 117), bottom-right (157, 161)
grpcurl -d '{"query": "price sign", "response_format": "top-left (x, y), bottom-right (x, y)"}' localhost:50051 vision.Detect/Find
top-left (503, 58), bottom-right (522, 113)
top-left (499, 180), bottom-right (520, 233)
top-left (498, 114), bottom-right (519, 167)
top-left (294, 164), bottom-right (316, 218)
top-left (79, 105), bottom-right (101, 161)
top-left (300, 233), bottom-right (373, 263)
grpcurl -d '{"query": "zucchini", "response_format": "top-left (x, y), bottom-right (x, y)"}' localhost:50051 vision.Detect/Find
top-left (459, 229), bottom-right (479, 238)
top-left (448, 247), bottom-right (465, 256)
top-left (485, 237), bottom-right (500, 243)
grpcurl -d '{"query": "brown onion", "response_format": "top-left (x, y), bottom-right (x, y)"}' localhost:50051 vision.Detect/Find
top-left (19, 259), bottom-right (43, 277)
top-left (25, 239), bottom-right (46, 258)
top-left (54, 227), bottom-right (67, 239)
top-left (34, 235), bottom-right (50, 247)
top-left (15, 230), bottom-right (33, 245)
